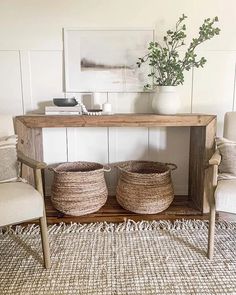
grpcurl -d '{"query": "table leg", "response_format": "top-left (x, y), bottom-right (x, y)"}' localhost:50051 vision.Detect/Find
top-left (189, 118), bottom-right (216, 213)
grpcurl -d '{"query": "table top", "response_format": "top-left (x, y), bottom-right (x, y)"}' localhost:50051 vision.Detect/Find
top-left (16, 113), bottom-right (216, 128)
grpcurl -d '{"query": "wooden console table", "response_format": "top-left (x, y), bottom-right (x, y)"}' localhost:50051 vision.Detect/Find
top-left (15, 114), bottom-right (216, 218)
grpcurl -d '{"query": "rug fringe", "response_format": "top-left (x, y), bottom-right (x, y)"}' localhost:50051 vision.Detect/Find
top-left (1, 219), bottom-right (236, 235)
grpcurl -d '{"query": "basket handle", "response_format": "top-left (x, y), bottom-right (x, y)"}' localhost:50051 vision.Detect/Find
top-left (103, 165), bottom-right (111, 172)
top-left (165, 163), bottom-right (177, 171)
top-left (107, 161), bottom-right (128, 171)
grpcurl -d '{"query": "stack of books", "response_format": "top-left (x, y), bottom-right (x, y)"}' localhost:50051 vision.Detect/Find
top-left (45, 106), bottom-right (82, 115)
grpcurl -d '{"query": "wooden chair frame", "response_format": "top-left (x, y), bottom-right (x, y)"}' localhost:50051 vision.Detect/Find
top-left (207, 149), bottom-right (221, 259)
top-left (16, 151), bottom-right (51, 269)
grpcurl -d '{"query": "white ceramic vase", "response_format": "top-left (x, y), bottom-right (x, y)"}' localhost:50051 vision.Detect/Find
top-left (152, 86), bottom-right (180, 114)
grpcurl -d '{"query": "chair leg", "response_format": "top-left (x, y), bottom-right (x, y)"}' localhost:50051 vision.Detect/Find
top-left (207, 205), bottom-right (216, 260)
top-left (39, 213), bottom-right (51, 269)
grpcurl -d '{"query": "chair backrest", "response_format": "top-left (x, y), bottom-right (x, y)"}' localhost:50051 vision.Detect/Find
top-left (0, 115), bottom-right (14, 137)
top-left (224, 112), bottom-right (236, 141)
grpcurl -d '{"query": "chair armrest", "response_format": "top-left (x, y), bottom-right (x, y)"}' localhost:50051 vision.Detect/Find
top-left (17, 151), bottom-right (47, 170)
top-left (209, 150), bottom-right (221, 166)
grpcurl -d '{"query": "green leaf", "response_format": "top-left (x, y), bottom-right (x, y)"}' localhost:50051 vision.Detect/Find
top-left (137, 14), bottom-right (220, 87)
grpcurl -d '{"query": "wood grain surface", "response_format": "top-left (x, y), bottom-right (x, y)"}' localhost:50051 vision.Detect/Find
top-left (43, 195), bottom-right (204, 224)
top-left (16, 114), bottom-right (216, 128)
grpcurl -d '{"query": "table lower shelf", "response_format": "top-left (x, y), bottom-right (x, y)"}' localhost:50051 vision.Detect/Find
top-left (45, 195), bottom-right (205, 224)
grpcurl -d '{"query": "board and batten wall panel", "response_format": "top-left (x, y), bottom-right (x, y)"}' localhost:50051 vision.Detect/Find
top-left (29, 50), bottom-right (67, 195)
top-left (42, 128), bottom-right (67, 195)
top-left (29, 50), bottom-right (64, 112)
top-left (67, 127), bottom-right (108, 163)
top-left (0, 0), bottom-right (236, 197)
top-left (0, 51), bottom-right (23, 115)
top-left (66, 93), bottom-right (110, 191)
top-left (192, 51), bottom-right (236, 136)
top-left (107, 92), bottom-right (151, 167)
top-left (107, 93), bottom-right (150, 194)
top-left (66, 92), bottom-right (108, 165)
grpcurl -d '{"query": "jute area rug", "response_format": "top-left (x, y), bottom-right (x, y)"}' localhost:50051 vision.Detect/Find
top-left (1, 220), bottom-right (236, 295)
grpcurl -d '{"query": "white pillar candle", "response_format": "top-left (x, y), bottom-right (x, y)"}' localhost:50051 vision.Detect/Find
top-left (102, 102), bottom-right (112, 114)
top-left (92, 93), bottom-right (102, 109)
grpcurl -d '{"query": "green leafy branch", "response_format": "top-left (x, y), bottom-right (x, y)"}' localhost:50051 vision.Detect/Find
top-left (137, 15), bottom-right (220, 88)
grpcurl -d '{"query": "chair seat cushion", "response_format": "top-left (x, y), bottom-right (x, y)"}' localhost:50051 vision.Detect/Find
top-left (215, 179), bottom-right (236, 213)
top-left (0, 182), bottom-right (44, 226)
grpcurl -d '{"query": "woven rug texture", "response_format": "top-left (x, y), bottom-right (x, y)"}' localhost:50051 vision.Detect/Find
top-left (1, 220), bottom-right (236, 295)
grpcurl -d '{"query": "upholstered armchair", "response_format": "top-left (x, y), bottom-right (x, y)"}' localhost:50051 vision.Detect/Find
top-left (208, 112), bottom-right (236, 259)
top-left (0, 115), bottom-right (51, 268)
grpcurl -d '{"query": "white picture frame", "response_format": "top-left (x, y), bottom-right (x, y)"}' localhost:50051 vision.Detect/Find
top-left (63, 28), bottom-right (154, 93)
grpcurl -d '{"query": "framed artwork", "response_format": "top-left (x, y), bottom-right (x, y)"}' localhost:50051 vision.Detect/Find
top-left (63, 28), bottom-right (154, 92)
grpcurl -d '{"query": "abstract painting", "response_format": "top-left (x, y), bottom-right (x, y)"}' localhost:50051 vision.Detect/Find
top-left (64, 28), bottom-right (154, 92)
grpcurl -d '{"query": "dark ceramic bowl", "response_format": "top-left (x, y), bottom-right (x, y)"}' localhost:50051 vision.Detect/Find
top-left (53, 98), bottom-right (78, 107)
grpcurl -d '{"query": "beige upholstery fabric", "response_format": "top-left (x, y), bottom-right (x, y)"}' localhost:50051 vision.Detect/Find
top-left (0, 135), bottom-right (17, 147)
top-left (0, 115), bottom-right (14, 137)
top-left (213, 112), bottom-right (236, 214)
top-left (0, 135), bottom-right (19, 183)
top-left (215, 180), bottom-right (236, 214)
top-left (0, 182), bottom-right (44, 226)
top-left (216, 137), bottom-right (236, 180)
top-left (224, 112), bottom-right (236, 141)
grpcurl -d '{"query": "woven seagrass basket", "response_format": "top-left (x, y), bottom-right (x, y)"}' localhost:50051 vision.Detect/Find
top-left (116, 161), bottom-right (177, 214)
top-left (50, 162), bottom-right (109, 216)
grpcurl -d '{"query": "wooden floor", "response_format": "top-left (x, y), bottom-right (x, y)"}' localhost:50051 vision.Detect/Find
top-left (45, 195), bottom-right (207, 224)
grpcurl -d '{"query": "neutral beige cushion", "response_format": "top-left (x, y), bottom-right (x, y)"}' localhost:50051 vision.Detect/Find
top-left (215, 179), bottom-right (236, 213)
top-left (0, 115), bottom-right (14, 137)
top-left (216, 137), bottom-right (236, 180)
top-left (0, 182), bottom-right (44, 226)
top-left (224, 112), bottom-right (236, 141)
top-left (0, 135), bottom-right (19, 183)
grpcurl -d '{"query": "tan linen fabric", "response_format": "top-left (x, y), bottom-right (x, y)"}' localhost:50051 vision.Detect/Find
top-left (0, 135), bottom-right (19, 183)
top-left (215, 179), bottom-right (236, 213)
top-left (0, 181), bottom-right (43, 226)
top-left (0, 115), bottom-right (14, 137)
top-left (216, 137), bottom-right (236, 180)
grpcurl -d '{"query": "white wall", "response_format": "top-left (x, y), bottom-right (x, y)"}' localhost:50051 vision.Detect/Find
top-left (0, 0), bottom-right (236, 195)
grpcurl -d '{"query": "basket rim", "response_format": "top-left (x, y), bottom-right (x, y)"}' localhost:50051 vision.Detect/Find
top-left (117, 160), bottom-right (175, 176)
top-left (52, 161), bottom-right (105, 174)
